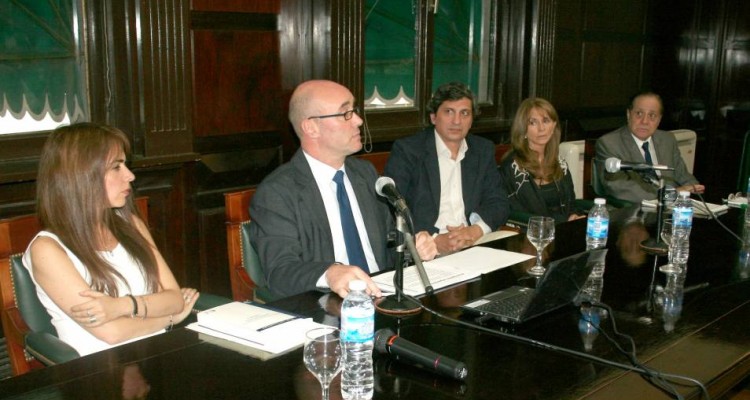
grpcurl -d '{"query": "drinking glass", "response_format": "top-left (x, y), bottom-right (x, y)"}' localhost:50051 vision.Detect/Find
top-left (527, 216), bottom-right (555, 276)
top-left (659, 219), bottom-right (681, 274)
top-left (303, 327), bottom-right (342, 400)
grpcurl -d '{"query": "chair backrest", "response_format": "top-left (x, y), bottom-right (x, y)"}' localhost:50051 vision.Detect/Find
top-left (589, 155), bottom-right (632, 208)
top-left (10, 253), bottom-right (56, 336)
top-left (591, 158), bottom-right (607, 198)
top-left (559, 140), bottom-right (585, 199)
top-left (355, 151), bottom-right (389, 175)
top-left (670, 129), bottom-right (697, 174)
top-left (224, 188), bottom-right (273, 302)
top-left (0, 214), bottom-right (44, 375)
top-left (495, 143), bottom-right (512, 165)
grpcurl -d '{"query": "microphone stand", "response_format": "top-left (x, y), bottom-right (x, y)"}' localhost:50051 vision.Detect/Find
top-left (404, 231), bottom-right (433, 295)
top-left (639, 177), bottom-right (668, 256)
top-left (376, 213), bottom-right (422, 315)
top-left (637, 176), bottom-right (667, 318)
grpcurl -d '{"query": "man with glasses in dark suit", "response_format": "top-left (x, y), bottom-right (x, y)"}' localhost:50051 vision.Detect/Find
top-left (250, 80), bottom-right (437, 299)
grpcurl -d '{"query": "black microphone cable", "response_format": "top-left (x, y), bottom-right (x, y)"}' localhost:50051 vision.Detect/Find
top-left (693, 193), bottom-right (742, 243)
top-left (388, 284), bottom-right (711, 399)
top-left (582, 302), bottom-right (709, 400)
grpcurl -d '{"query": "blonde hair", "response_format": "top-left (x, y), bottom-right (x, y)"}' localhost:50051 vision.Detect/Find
top-left (37, 123), bottom-right (159, 296)
top-left (507, 98), bottom-right (562, 182)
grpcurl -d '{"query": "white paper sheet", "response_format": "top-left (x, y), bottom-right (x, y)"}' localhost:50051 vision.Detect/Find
top-left (373, 246), bottom-right (534, 296)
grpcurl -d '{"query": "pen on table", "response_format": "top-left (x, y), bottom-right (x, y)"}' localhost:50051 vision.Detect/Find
top-left (256, 316), bottom-right (301, 332)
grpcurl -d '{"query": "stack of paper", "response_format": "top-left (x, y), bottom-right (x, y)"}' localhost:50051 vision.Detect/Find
top-left (187, 302), bottom-right (326, 358)
top-left (373, 246), bottom-right (534, 296)
top-left (641, 199), bottom-right (729, 217)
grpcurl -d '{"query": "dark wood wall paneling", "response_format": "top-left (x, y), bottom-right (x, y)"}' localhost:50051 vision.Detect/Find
top-left (549, 0), bottom-right (750, 201)
top-left (647, 0), bottom-right (750, 198)
top-left (188, 0), bottom-right (286, 296)
top-left (551, 0), bottom-right (648, 142)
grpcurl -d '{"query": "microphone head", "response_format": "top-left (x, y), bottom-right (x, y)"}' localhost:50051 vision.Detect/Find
top-left (375, 176), bottom-right (395, 197)
top-left (605, 157), bottom-right (621, 173)
top-left (374, 328), bottom-right (395, 354)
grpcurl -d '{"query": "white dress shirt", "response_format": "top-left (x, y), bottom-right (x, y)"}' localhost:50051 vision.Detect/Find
top-left (303, 152), bottom-right (379, 289)
top-left (433, 132), bottom-right (490, 234)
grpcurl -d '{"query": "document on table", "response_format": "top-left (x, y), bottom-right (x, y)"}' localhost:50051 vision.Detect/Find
top-left (641, 198), bottom-right (729, 217)
top-left (373, 246), bottom-right (534, 296)
top-left (187, 301), bottom-right (325, 356)
top-left (473, 230), bottom-right (518, 245)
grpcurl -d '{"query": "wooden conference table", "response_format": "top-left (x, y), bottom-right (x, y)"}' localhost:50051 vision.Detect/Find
top-left (1, 206), bottom-right (750, 399)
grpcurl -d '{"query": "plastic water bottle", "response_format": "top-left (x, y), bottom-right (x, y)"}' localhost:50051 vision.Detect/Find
top-left (671, 191), bottom-right (693, 265)
top-left (661, 272), bottom-right (685, 333)
top-left (586, 198), bottom-right (609, 276)
top-left (340, 280), bottom-right (374, 400)
top-left (586, 198), bottom-right (609, 250)
top-left (576, 249), bottom-right (607, 311)
top-left (578, 305), bottom-right (600, 351)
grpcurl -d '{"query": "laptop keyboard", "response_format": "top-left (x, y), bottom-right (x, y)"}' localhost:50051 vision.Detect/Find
top-left (475, 291), bottom-right (534, 317)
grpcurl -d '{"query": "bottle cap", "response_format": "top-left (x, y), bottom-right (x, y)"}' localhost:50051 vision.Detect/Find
top-left (594, 198), bottom-right (606, 205)
top-left (348, 280), bottom-right (366, 291)
top-left (678, 190), bottom-right (690, 197)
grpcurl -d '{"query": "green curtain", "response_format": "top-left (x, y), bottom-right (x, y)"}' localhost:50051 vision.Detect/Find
top-left (364, 0), bottom-right (417, 101)
top-left (0, 0), bottom-right (86, 120)
top-left (364, 0), bottom-right (486, 103)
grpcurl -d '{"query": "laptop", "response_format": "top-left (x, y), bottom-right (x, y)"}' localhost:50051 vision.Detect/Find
top-left (460, 249), bottom-right (605, 324)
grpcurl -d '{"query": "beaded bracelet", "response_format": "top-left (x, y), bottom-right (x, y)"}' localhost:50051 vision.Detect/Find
top-left (126, 294), bottom-right (138, 318)
top-left (166, 314), bottom-right (174, 331)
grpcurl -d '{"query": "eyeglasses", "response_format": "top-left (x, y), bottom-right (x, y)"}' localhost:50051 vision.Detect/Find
top-left (307, 107), bottom-right (360, 121)
top-left (631, 110), bottom-right (661, 122)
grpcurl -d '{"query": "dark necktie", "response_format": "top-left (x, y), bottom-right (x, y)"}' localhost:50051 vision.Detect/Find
top-left (642, 141), bottom-right (653, 165)
top-left (333, 171), bottom-right (370, 273)
top-left (642, 141), bottom-right (658, 180)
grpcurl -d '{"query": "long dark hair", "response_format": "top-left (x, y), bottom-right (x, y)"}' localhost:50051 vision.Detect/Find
top-left (508, 98), bottom-right (563, 182)
top-left (36, 123), bottom-right (159, 296)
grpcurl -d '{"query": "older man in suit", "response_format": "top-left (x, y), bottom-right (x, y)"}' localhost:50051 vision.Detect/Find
top-left (384, 82), bottom-right (509, 255)
top-left (249, 80), bottom-right (437, 299)
top-left (596, 91), bottom-right (705, 204)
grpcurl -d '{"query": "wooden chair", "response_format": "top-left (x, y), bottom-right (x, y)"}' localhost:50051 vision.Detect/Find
top-left (224, 188), bottom-right (273, 303)
top-left (355, 151), bottom-right (390, 175)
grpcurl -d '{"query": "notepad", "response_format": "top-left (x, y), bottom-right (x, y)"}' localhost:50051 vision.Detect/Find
top-left (187, 302), bottom-right (326, 355)
top-left (373, 246), bottom-right (534, 296)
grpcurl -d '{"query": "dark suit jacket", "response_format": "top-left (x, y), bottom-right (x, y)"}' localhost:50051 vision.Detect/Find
top-left (384, 128), bottom-right (509, 234)
top-left (595, 126), bottom-right (699, 203)
top-left (249, 150), bottom-right (393, 299)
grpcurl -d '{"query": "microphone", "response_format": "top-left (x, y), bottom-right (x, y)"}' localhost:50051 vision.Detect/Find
top-left (374, 328), bottom-right (468, 381)
top-left (375, 177), bottom-right (408, 214)
top-left (604, 157), bottom-right (674, 173)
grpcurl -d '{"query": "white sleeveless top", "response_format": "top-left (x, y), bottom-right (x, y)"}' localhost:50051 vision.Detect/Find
top-left (22, 231), bottom-right (162, 356)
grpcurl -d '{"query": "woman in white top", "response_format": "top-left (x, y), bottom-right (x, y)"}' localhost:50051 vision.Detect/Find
top-left (23, 123), bottom-right (199, 356)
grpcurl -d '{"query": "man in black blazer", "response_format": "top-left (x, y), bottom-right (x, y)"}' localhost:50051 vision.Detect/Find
top-left (249, 80), bottom-right (437, 299)
top-left (596, 91), bottom-right (705, 204)
top-left (384, 82), bottom-right (509, 255)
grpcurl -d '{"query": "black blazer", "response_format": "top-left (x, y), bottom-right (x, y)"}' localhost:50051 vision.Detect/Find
top-left (498, 150), bottom-right (578, 224)
top-left (384, 128), bottom-right (509, 234)
top-left (249, 150), bottom-right (393, 299)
